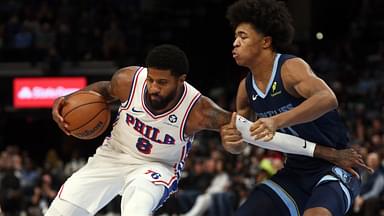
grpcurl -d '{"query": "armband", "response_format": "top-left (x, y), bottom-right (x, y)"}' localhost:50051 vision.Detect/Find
top-left (236, 115), bottom-right (315, 157)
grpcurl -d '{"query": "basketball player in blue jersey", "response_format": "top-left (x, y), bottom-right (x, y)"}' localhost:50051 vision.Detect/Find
top-left (220, 0), bottom-right (368, 215)
top-left (47, 44), bottom-right (369, 216)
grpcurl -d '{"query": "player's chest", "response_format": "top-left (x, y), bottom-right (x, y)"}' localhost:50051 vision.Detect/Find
top-left (118, 110), bottom-right (182, 144)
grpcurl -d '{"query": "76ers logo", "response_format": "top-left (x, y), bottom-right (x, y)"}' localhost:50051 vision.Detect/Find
top-left (145, 170), bottom-right (161, 179)
top-left (169, 114), bottom-right (177, 123)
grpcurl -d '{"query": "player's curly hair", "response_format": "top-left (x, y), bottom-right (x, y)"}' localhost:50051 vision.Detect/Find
top-left (226, 0), bottom-right (294, 52)
top-left (146, 44), bottom-right (189, 77)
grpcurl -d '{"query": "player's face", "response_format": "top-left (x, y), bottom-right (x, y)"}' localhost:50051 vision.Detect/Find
top-left (232, 23), bottom-right (265, 67)
top-left (146, 68), bottom-right (184, 110)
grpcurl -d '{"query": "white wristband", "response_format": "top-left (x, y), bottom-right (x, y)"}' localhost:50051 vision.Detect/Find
top-left (235, 115), bottom-right (316, 157)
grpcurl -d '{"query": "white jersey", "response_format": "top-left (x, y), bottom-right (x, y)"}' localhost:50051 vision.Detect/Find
top-left (103, 67), bottom-right (201, 167)
top-left (52, 67), bottom-right (202, 214)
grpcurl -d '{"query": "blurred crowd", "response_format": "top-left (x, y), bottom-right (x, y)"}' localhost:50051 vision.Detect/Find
top-left (1, 0), bottom-right (384, 216)
top-left (0, 0), bottom-right (224, 72)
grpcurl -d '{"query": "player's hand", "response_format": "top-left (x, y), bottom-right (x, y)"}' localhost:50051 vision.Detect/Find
top-left (250, 117), bottom-right (276, 141)
top-left (332, 148), bottom-right (373, 178)
top-left (52, 96), bottom-right (71, 136)
top-left (220, 112), bottom-right (247, 154)
top-left (353, 196), bottom-right (364, 212)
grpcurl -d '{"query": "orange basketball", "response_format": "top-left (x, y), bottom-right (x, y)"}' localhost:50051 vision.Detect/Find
top-left (61, 91), bottom-right (111, 140)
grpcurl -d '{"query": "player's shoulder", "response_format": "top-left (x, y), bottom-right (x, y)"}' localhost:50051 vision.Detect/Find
top-left (112, 66), bottom-right (142, 84)
top-left (110, 66), bottom-right (142, 102)
top-left (193, 95), bottom-right (209, 106)
top-left (282, 56), bottom-right (309, 69)
top-left (281, 56), bottom-right (312, 78)
top-left (114, 66), bottom-right (142, 78)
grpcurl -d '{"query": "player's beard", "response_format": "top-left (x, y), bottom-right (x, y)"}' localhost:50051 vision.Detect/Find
top-left (147, 91), bottom-right (176, 110)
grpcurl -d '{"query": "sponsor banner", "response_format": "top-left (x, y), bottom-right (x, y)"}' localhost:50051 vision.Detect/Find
top-left (13, 77), bottom-right (87, 108)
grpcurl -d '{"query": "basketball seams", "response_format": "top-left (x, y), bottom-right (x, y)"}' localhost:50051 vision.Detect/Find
top-left (71, 108), bottom-right (111, 139)
top-left (62, 101), bottom-right (107, 119)
top-left (95, 109), bottom-right (111, 139)
top-left (68, 107), bottom-right (110, 131)
top-left (61, 91), bottom-right (105, 117)
top-left (61, 91), bottom-right (111, 139)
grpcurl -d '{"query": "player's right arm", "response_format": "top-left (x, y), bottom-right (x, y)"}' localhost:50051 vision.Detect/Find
top-left (220, 78), bottom-right (373, 176)
top-left (51, 66), bottom-right (139, 135)
top-left (82, 66), bottom-right (139, 102)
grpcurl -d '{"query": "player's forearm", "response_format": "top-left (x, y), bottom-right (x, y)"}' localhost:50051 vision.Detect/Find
top-left (313, 145), bottom-right (338, 162)
top-left (81, 81), bottom-right (117, 102)
top-left (236, 115), bottom-right (316, 157)
top-left (199, 96), bottom-right (232, 131)
top-left (238, 115), bottom-right (342, 161)
top-left (272, 92), bottom-right (337, 129)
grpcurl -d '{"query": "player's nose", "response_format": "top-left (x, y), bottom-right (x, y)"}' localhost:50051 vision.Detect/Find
top-left (148, 83), bottom-right (161, 93)
top-left (233, 37), bottom-right (240, 47)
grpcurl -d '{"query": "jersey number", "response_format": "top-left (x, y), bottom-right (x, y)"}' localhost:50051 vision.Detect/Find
top-left (136, 137), bottom-right (152, 154)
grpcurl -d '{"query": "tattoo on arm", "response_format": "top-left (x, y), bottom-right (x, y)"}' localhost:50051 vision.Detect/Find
top-left (82, 81), bottom-right (117, 102)
top-left (200, 97), bottom-right (231, 130)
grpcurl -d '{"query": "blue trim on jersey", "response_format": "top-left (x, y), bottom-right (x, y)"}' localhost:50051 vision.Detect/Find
top-left (262, 180), bottom-right (300, 216)
top-left (339, 181), bottom-right (351, 213)
top-left (315, 175), bottom-right (351, 213)
top-left (251, 53), bottom-right (281, 98)
top-left (153, 185), bottom-right (171, 212)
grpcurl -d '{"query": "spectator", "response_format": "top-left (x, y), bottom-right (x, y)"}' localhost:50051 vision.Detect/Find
top-left (182, 158), bottom-right (231, 216)
top-left (28, 173), bottom-right (57, 215)
top-left (353, 152), bottom-right (384, 216)
top-left (0, 152), bottom-right (23, 216)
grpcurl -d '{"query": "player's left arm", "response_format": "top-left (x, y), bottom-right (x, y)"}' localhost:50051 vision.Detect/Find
top-left (272, 57), bottom-right (338, 129)
top-left (185, 96), bottom-right (232, 135)
top-left (238, 115), bottom-right (373, 177)
top-left (187, 96), bottom-right (373, 176)
top-left (189, 97), bottom-right (369, 174)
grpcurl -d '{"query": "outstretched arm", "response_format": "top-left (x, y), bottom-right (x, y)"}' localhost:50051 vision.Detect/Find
top-left (233, 113), bottom-right (372, 177)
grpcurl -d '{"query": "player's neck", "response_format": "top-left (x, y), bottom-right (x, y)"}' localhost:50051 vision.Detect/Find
top-left (249, 51), bottom-right (276, 83)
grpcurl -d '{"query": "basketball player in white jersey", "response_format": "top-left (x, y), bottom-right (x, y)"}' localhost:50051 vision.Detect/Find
top-left (47, 44), bottom-right (370, 216)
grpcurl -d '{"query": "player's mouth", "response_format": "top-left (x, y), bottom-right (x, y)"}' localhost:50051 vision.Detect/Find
top-left (150, 95), bottom-right (161, 101)
top-left (232, 50), bottom-right (238, 58)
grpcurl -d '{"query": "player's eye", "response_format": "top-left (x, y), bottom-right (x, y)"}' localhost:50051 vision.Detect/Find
top-left (157, 80), bottom-right (168, 85)
top-left (239, 34), bottom-right (247, 40)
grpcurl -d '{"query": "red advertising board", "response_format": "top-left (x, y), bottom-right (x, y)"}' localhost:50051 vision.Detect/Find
top-left (13, 77), bottom-right (87, 108)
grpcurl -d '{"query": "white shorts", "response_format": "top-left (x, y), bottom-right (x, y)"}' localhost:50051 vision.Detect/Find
top-left (57, 144), bottom-right (178, 214)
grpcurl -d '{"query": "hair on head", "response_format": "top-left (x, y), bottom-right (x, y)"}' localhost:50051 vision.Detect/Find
top-left (226, 0), bottom-right (294, 52)
top-left (145, 44), bottom-right (189, 76)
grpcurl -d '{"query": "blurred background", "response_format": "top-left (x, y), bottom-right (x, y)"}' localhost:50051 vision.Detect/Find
top-left (0, 0), bottom-right (383, 215)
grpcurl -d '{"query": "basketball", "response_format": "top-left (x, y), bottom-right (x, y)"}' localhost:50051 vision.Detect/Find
top-left (61, 91), bottom-right (111, 140)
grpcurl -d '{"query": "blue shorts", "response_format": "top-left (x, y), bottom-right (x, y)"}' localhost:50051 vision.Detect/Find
top-left (236, 166), bottom-right (361, 216)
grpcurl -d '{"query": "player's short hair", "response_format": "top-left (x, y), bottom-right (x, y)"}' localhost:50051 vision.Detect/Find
top-left (226, 0), bottom-right (294, 52)
top-left (145, 44), bottom-right (189, 77)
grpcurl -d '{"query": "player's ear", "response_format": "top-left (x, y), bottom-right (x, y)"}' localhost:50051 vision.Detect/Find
top-left (178, 74), bottom-right (187, 83)
top-left (262, 36), bottom-right (272, 49)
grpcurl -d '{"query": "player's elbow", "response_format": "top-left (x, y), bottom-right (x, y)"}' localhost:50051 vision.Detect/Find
top-left (328, 93), bottom-right (338, 110)
top-left (320, 90), bottom-right (338, 110)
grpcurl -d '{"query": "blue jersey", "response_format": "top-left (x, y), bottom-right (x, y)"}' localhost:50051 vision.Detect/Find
top-left (245, 53), bottom-right (349, 172)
